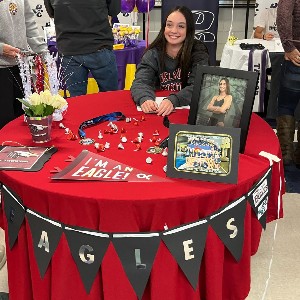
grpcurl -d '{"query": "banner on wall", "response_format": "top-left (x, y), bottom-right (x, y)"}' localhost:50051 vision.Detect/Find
top-left (1, 167), bottom-right (273, 299)
top-left (161, 0), bottom-right (219, 65)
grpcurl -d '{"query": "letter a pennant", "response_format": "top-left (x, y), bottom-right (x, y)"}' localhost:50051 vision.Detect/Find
top-left (26, 209), bottom-right (63, 278)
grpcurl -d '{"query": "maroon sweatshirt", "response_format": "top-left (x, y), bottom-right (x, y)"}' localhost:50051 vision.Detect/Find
top-left (277, 0), bottom-right (300, 53)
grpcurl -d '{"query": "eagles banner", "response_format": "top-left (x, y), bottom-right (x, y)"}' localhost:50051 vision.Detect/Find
top-left (1, 165), bottom-right (275, 300)
top-left (162, 0), bottom-right (219, 65)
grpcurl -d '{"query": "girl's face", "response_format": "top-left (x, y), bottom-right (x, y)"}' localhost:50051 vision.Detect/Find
top-left (164, 11), bottom-right (187, 47)
top-left (219, 80), bottom-right (227, 93)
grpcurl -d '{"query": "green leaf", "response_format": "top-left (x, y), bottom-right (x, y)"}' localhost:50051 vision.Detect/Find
top-left (17, 98), bottom-right (34, 110)
top-left (32, 103), bottom-right (45, 116)
top-left (23, 108), bottom-right (34, 117)
top-left (43, 105), bottom-right (55, 116)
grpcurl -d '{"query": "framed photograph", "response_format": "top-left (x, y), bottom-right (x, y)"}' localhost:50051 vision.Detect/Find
top-left (167, 124), bottom-right (240, 184)
top-left (188, 65), bottom-right (258, 153)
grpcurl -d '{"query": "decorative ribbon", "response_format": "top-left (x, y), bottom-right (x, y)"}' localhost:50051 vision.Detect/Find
top-left (34, 55), bottom-right (44, 94)
top-left (78, 112), bottom-right (126, 139)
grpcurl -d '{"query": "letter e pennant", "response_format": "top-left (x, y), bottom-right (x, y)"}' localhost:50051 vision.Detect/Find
top-left (162, 219), bottom-right (208, 290)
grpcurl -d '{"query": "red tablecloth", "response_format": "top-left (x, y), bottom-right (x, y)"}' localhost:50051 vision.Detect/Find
top-left (0, 90), bottom-right (284, 300)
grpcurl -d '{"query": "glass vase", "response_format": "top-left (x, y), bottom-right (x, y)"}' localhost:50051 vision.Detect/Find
top-left (26, 115), bottom-right (53, 143)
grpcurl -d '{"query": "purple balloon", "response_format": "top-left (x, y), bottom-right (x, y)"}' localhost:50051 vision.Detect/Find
top-left (136, 0), bottom-right (155, 13)
top-left (121, 0), bottom-right (136, 13)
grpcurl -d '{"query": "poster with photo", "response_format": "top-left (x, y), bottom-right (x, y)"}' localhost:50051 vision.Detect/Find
top-left (166, 124), bottom-right (240, 184)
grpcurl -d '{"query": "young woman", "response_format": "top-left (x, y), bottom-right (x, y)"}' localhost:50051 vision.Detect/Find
top-left (131, 6), bottom-right (209, 116)
top-left (206, 78), bottom-right (232, 127)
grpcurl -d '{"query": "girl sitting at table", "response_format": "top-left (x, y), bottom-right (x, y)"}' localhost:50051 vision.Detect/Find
top-left (131, 6), bottom-right (209, 116)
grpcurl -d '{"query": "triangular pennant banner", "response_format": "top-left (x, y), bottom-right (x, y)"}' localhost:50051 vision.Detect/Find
top-left (209, 197), bottom-right (247, 262)
top-left (51, 150), bottom-right (172, 182)
top-left (2, 185), bottom-right (26, 249)
top-left (64, 226), bottom-right (111, 293)
top-left (162, 219), bottom-right (209, 290)
top-left (26, 209), bottom-right (63, 278)
top-left (247, 168), bottom-right (272, 229)
top-left (112, 233), bottom-right (160, 300)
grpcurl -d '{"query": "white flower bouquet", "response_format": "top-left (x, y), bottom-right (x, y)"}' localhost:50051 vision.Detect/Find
top-left (18, 90), bottom-right (68, 118)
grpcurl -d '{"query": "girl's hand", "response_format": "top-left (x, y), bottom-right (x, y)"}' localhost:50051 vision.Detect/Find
top-left (140, 100), bottom-right (158, 113)
top-left (157, 98), bottom-right (174, 116)
top-left (264, 32), bottom-right (274, 41)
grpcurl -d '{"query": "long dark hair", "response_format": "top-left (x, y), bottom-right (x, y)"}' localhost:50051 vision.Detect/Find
top-left (147, 6), bottom-right (196, 88)
top-left (218, 78), bottom-right (231, 95)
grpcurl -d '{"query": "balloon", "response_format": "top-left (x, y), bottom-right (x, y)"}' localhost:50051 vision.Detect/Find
top-left (121, 0), bottom-right (136, 13)
top-left (136, 0), bottom-right (155, 13)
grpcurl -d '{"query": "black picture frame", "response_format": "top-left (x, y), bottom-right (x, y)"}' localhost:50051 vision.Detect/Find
top-left (167, 124), bottom-right (240, 184)
top-left (188, 65), bottom-right (258, 153)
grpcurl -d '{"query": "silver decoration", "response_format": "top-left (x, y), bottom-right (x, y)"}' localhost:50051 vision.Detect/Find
top-left (79, 245), bottom-right (95, 264)
top-left (16, 54), bottom-right (32, 100)
top-left (135, 249), bottom-right (146, 269)
top-left (38, 230), bottom-right (50, 253)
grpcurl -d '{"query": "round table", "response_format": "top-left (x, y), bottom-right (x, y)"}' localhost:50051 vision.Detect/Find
top-left (0, 90), bottom-right (284, 300)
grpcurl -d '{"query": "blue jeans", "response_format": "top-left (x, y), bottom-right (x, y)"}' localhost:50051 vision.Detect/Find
top-left (61, 49), bottom-right (118, 97)
top-left (278, 60), bottom-right (300, 116)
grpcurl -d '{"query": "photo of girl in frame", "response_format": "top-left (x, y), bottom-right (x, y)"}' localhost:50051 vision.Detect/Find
top-left (188, 66), bottom-right (258, 153)
top-left (195, 74), bottom-right (248, 128)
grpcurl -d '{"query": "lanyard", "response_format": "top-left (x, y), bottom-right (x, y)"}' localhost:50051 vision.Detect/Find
top-left (78, 112), bottom-right (126, 140)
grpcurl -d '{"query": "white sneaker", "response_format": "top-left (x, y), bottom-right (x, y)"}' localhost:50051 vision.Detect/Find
top-left (0, 245), bottom-right (6, 270)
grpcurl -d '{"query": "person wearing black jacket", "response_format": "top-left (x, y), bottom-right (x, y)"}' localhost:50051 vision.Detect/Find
top-left (44, 0), bottom-right (120, 97)
top-left (131, 6), bottom-right (209, 116)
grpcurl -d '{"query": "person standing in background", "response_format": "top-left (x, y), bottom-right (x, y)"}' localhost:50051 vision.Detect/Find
top-left (253, 6), bottom-right (284, 120)
top-left (44, 0), bottom-right (120, 97)
top-left (0, 0), bottom-right (47, 272)
top-left (131, 6), bottom-right (209, 116)
top-left (276, 0), bottom-right (300, 167)
top-left (0, 0), bottom-right (47, 129)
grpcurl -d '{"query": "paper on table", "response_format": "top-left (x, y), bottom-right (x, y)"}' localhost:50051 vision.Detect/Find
top-left (137, 97), bottom-right (190, 112)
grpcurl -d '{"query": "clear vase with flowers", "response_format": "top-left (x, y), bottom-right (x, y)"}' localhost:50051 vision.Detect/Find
top-left (17, 52), bottom-right (68, 143)
top-left (18, 90), bottom-right (68, 143)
